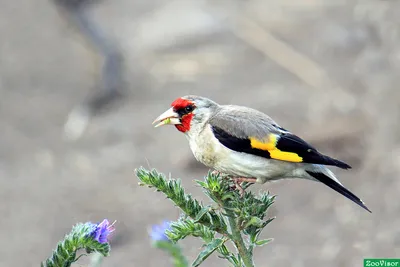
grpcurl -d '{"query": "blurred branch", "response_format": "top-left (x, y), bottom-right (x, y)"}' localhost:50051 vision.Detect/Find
top-left (220, 11), bottom-right (357, 115)
top-left (231, 15), bottom-right (329, 90)
top-left (53, 0), bottom-right (124, 141)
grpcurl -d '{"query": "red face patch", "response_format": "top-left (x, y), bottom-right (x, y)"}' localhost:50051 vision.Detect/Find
top-left (171, 98), bottom-right (195, 133)
top-left (175, 113), bottom-right (193, 133)
top-left (171, 98), bottom-right (192, 109)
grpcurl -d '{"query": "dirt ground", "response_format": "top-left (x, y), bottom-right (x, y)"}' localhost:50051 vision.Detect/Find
top-left (1, 0), bottom-right (399, 266)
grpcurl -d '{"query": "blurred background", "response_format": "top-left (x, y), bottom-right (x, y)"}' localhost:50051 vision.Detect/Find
top-left (1, 0), bottom-right (399, 266)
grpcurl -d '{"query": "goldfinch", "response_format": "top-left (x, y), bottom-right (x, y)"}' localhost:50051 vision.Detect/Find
top-left (153, 95), bottom-right (371, 212)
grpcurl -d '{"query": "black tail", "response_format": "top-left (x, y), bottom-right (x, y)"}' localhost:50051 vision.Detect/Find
top-left (306, 171), bottom-right (371, 213)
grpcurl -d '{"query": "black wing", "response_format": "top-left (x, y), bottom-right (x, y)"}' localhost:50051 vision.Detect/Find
top-left (211, 125), bottom-right (351, 169)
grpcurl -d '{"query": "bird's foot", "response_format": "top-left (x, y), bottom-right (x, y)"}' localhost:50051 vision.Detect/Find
top-left (232, 177), bottom-right (257, 197)
top-left (211, 170), bottom-right (231, 181)
top-left (211, 170), bottom-right (221, 176)
top-left (210, 171), bottom-right (257, 196)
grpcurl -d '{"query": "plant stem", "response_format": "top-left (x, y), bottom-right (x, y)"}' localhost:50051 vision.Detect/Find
top-left (225, 210), bottom-right (254, 267)
top-left (89, 252), bottom-right (103, 267)
top-left (155, 241), bottom-right (189, 267)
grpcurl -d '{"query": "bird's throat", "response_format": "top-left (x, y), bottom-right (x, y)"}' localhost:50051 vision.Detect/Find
top-left (175, 113), bottom-right (193, 133)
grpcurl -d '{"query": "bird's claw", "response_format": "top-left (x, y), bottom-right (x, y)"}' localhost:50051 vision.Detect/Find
top-left (233, 179), bottom-right (246, 197)
top-left (211, 170), bottom-right (231, 181)
top-left (210, 171), bottom-right (256, 197)
top-left (211, 170), bottom-right (221, 176)
top-left (231, 177), bottom-right (257, 197)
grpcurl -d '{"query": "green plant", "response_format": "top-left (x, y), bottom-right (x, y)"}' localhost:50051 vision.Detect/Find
top-left (137, 168), bottom-right (275, 267)
top-left (41, 219), bottom-right (115, 267)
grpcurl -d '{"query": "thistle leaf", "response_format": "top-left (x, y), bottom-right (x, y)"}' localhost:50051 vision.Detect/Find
top-left (194, 206), bottom-right (211, 223)
top-left (192, 238), bottom-right (225, 267)
top-left (255, 238), bottom-right (274, 246)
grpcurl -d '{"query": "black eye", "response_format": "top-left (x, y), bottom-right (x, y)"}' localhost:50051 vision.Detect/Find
top-left (176, 105), bottom-right (195, 116)
top-left (185, 105), bottom-right (194, 112)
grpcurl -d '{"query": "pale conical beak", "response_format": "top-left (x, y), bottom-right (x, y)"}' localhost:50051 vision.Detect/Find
top-left (152, 108), bottom-right (181, 127)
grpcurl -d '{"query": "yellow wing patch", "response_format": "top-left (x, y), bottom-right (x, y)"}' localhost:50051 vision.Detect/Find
top-left (269, 150), bottom-right (303, 162)
top-left (249, 134), bottom-right (303, 163)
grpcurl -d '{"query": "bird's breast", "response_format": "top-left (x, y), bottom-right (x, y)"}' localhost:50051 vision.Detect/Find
top-left (188, 128), bottom-right (219, 167)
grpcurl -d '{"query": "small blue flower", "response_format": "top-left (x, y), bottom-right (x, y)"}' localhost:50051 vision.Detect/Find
top-left (91, 219), bottom-right (116, 244)
top-left (150, 221), bottom-right (171, 242)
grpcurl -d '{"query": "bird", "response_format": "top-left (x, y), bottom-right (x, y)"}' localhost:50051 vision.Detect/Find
top-left (152, 95), bottom-right (371, 213)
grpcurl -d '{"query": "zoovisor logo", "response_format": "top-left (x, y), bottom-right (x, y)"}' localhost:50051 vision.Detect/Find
top-left (364, 259), bottom-right (400, 267)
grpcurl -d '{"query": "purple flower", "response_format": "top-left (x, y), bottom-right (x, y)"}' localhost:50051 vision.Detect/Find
top-left (150, 221), bottom-right (171, 242)
top-left (91, 219), bottom-right (116, 244)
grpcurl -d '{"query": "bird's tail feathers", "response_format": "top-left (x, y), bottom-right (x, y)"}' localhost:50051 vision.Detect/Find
top-left (304, 165), bottom-right (371, 213)
top-left (305, 164), bottom-right (342, 185)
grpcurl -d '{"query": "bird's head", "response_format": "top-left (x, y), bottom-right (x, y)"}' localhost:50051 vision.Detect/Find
top-left (153, 95), bottom-right (218, 133)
